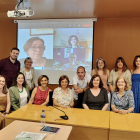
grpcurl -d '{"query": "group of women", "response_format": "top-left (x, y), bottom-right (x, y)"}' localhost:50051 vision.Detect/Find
top-left (0, 55), bottom-right (140, 129)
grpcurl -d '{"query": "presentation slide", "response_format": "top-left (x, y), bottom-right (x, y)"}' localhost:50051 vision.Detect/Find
top-left (17, 20), bottom-right (94, 84)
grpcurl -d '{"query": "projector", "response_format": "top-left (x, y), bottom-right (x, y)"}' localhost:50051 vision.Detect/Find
top-left (7, 9), bottom-right (34, 17)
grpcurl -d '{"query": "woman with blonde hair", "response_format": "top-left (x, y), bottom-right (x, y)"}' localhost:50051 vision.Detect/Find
top-left (111, 76), bottom-right (134, 114)
top-left (0, 75), bottom-right (10, 129)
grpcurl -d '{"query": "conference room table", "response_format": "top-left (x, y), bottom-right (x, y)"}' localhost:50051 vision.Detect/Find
top-left (5, 104), bottom-right (110, 140)
top-left (0, 120), bottom-right (72, 140)
top-left (109, 112), bottom-right (140, 140)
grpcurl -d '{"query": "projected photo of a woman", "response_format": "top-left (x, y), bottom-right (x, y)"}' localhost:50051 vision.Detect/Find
top-left (23, 37), bottom-right (52, 67)
top-left (67, 35), bottom-right (83, 48)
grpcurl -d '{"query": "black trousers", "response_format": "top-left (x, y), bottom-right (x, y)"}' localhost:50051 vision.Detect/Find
top-left (77, 91), bottom-right (85, 109)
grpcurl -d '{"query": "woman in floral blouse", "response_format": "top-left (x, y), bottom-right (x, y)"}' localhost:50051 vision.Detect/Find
top-left (53, 75), bottom-right (74, 108)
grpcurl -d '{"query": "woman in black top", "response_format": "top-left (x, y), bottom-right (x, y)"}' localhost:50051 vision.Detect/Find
top-left (83, 74), bottom-right (109, 110)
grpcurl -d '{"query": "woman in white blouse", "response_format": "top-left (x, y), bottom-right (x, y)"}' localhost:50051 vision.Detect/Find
top-left (53, 75), bottom-right (74, 108)
top-left (20, 57), bottom-right (37, 95)
top-left (9, 72), bottom-right (30, 112)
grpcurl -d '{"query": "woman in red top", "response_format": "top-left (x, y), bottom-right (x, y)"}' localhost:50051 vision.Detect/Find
top-left (29, 75), bottom-right (52, 105)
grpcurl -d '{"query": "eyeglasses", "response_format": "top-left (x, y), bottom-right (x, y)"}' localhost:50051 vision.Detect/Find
top-left (25, 62), bottom-right (32, 64)
top-left (30, 46), bottom-right (45, 51)
top-left (117, 81), bottom-right (125, 84)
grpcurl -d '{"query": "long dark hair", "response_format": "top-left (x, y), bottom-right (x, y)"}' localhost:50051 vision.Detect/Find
top-left (114, 57), bottom-right (127, 72)
top-left (133, 55), bottom-right (140, 70)
top-left (12, 72), bottom-right (27, 87)
top-left (89, 74), bottom-right (103, 88)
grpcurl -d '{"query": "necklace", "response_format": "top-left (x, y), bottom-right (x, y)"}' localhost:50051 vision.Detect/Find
top-left (18, 87), bottom-right (23, 93)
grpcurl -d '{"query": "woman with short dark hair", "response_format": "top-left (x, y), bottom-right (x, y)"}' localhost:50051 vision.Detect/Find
top-left (83, 74), bottom-right (109, 110)
top-left (28, 75), bottom-right (51, 105)
top-left (53, 75), bottom-right (74, 108)
top-left (9, 72), bottom-right (30, 112)
top-left (108, 57), bottom-right (131, 93)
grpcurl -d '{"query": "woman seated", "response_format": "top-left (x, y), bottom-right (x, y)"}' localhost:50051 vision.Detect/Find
top-left (29, 75), bottom-right (51, 105)
top-left (20, 57), bottom-right (38, 95)
top-left (9, 72), bottom-right (30, 112)
top-left (53, 75), bottom-right (74, 108)
top-left (111, 76), bottom-right (134, 114)
top-left (0, 75), bottom-right (10, 129)
top-left (83, 74), bottom-right (109, 110)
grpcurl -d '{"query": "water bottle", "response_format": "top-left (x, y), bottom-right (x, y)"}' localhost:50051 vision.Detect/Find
top-left (40, 110), bottom-right (46, 127)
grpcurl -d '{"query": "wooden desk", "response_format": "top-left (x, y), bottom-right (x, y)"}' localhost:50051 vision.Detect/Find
top-left (0, 120), bottom-right (72, 140)
top-left (6, 104), bottom-right (110, 140)
top-left (109, 112), bottom-right (140, 140)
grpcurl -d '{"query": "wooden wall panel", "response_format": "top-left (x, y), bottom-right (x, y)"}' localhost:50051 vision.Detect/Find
top-left (0, 20), bottom-right (17, 60)
top-left (93, 18), bottom-right (137, 71)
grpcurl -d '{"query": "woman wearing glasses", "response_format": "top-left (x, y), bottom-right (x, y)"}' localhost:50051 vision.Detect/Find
top-left (111, 76), bottom-right (134, 114)
top-left (21, 37), bottom-right (53, 67)
top-left (20, 57), bottom-right (38, 95)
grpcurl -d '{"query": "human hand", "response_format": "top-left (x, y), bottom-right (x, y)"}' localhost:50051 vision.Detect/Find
top-left (75, 88), bottom-right (83, 94)
top-left (0, 112), bottom-right (4, 117)
top-left (118, 109), bottom-right (128, 115)
top-left (61, 105), bottom-right (69, 109)
top-left (29, 87), bottom-right (32, 90)
top-left (114, 108), bottom-right (119, 113)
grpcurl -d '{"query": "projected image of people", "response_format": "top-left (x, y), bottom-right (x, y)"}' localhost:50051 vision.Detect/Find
top-left (21, 37), bottom-right (53, 67)
top-left (63, 53), bottom-right (78, 68)
top-left (67, 35), bottom-right (83, 48)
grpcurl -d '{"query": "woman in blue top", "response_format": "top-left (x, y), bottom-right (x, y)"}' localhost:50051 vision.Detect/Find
top-left (131, 55), bottom-right (140, 113)
top-left (111, 76), bottom-right (134, 114)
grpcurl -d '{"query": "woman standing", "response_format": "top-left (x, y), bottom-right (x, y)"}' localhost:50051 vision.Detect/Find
top-left (20, 57), bottom-right (38, 95)
top-left (108, 57), bottom-right (131, 93)
top-left (29, 75), bottom-right (51, 105)
top-left (132, 55), bottom-right (140, 113)
top-left (83, 74), bottom-right (109, 110)
top-left (9, 72), bottom-right (30, 112)
top-left (91, 58), bottom-right (110, 110)
top-left (0, 75), bottom-right (10, 129)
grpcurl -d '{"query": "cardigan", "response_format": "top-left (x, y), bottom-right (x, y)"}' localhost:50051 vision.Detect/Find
top-left (9, 85), bottom-right (30, 112)
top-left (20, 66), bottom-right (38, 88)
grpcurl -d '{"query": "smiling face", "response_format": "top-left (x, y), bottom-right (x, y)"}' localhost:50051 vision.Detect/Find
top-left (93, 76), bottom-right (100, 87)
top-left (61, 78), bottom-right (68, 88)
top-left (117, 60), bottom-right (123, 69)
top-left (0, 77), bottom-right (5, 89)
top-left (117, 78), bottom-right (126, 90)
top-left (40, 77), bottom-right (48, 87)
top-left (17, 74), bottom-right (24, 85)
top-left (10, 50), bottom-right (19, 60)
top-left (25, 59), bottom-right (32, 69)
top-left (70, 37), bottom-right (77, 46)
top-left (97, 60), bottom-right (104, 69)
top-left (26, 40), bottom-right (45, 61)
top-left (77, 67), bottom-right (86, 80)
top-left (135, 57), bottom-right (140, 68)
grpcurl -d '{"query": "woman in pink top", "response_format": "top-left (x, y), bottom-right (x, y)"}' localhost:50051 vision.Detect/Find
top-left (91, 58), bottom-right (110, 110)
top-left (29, 75), bottom-right (52, 105)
